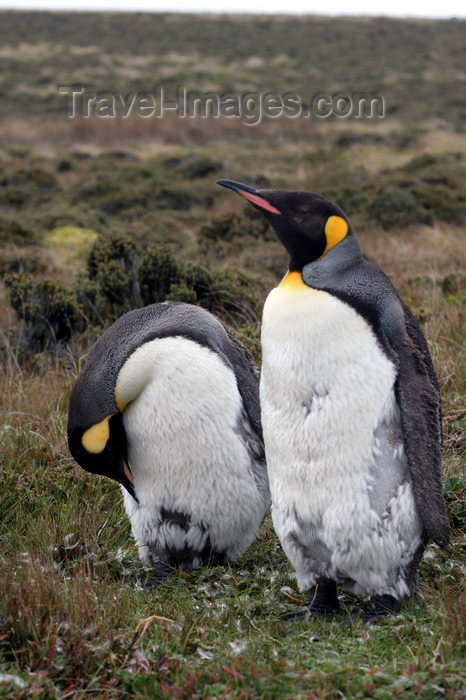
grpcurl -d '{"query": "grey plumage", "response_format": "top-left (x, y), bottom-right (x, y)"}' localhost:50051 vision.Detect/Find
top-left (68, 301), bottom-right (270, 576)
top-left (69, 300), bottom-right (262, 442)
top-left (302, 233), bottom-right (450, 547)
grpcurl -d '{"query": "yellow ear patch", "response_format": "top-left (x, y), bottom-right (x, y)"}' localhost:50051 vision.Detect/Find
top-left (82, 415), bottom-right (113, 454)
top-left (323, 215), bottom-right (348, 254)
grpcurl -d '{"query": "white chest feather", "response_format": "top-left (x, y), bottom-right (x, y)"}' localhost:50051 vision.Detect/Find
top-left (261, 281), bottom-right (397, 495)
top-left (116, 336), bottom-right (269, 563)
top-left (260, 277), bottom-right (422, 597)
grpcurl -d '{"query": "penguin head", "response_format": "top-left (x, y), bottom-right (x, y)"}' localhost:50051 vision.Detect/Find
top-left (217, 179), bottom-right (353, 271)
top-left (67, 384), bottom-right (138, 502)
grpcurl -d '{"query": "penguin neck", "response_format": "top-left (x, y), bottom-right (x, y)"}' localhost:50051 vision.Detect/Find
top-left (301, 232), bottom-right (362, 288)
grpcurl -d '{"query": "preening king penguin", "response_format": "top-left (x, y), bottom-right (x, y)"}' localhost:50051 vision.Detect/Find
top-left (68, 301), bottom-right (270, 580)
top-left (218, 179), bottom-right (450, 621)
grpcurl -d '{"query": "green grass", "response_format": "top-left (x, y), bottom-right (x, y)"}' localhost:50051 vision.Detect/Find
top-left (0, 379), bottom-right (464, 700)
top-left (0, 259), bottom-right (464, 697)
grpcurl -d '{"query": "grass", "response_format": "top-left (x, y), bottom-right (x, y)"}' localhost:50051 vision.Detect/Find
top-left (0, 364), bottom-right (464, 698)
top-left (0, 9), bottom-right (465, 699)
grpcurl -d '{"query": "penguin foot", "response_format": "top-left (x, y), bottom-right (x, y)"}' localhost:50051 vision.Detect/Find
top-left (363, 594), bottom-right (399, 624)
top-left (279, 608), bottom-right (309, 621)
top-left (149, 559), bottom-right (174, 583)
top-left (308, 580), bottom-right (340, 616)
top-left (136, 568), bottom-right (171, 589)
top-left (202, 550), bottom-right (227, 568)
top-left (279, 581), bottom-right (340, 622)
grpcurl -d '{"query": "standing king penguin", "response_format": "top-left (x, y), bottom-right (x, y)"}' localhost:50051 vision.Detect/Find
top-left (218, 179), bottom-right (450, 620)
top-left (68, 301), bottom-right (270, 579)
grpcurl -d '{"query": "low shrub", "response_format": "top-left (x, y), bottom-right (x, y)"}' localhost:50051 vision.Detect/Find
top-left (163, 154), bottom-right (223, 180)
top-left (139, 245), bottom-right (261, 323)
top-left (0, 217), bottom-right (37, 245)
top-left (139, 245), bottom-right (182, 304)
top-left (3, 273), bottom-right (82, 355)
top-left (199, 208), bottom-right (270, 243)
top-left (78, 232), bottom-right (141, 321)
top-left (367, 187), bottom-right (432, 229)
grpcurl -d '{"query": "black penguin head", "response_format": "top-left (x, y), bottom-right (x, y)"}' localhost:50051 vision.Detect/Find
top-left (217, 179), bottom-right (352, 271)
top-left (67, 390), bottom-right (138, 502)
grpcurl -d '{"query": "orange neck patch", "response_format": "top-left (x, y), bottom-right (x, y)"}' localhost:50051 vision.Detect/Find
top-left (277, 270), bottom-right (308, 291)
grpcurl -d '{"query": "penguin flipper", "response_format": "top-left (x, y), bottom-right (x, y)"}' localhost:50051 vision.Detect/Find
top-left (386, 302), bottom-right (450, 547)
top-left (221, 326), bottom-right (264, 444)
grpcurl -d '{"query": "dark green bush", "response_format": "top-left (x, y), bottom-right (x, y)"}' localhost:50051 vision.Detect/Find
top-left (86, 232), bottom-right (138, 279)
top-left (441, 273), bottom-right (464, 296)
top-left (139, 244), bottom-right (261, 323)
top-left (325, 187), bottom-right (371, 219)
top-left (104, 151), bottom-right (139, 162)
top-left (98, 190), bottom-right (147, 216)
top-left (0, 217), bottom-right (37, 245)
top-left (411, 184), bottom-right (466, 224)
top-left (3, 167), bottom-right (57, 191)
top-left (0, 188), bottom-right (28, 208)
top-left (164, 155), bottom-right (223, 180)
top-left (80, 232), bottom-right (141, 320)
top-left (166, 281), bottom-right (197, 304)
top-left (401, 153), bottom-right (439, 173)
top-left (199, 212), bottom-right (241, 242)
top-left (139, 245), bottom-right (182, 305)
top-left (0, 246), bottom-right (49, 276)
top-left (4, 273), bottom-right (82, 354)
top-left (367, 187), bottom-right (432, 229)
top-left (57, 159), bottom-right (72, 172)
top-left (206, 267), bottom-right (260, 323)
top-left (72, 175), bottom-right (120, 204)
top-left (154, 187), bottom-right (199, 210)
top-left (182, 263), bottom-right (215, 303)
top-left (199, 209), bottom-right (270, 243)
top-left (126, 212), bottom-right (189, 248)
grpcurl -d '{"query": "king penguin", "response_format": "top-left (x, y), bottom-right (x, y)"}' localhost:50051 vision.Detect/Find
top-left (217, 179), bottom-right (450, 621)
top-left (68, 301), bottom-right (270, 580)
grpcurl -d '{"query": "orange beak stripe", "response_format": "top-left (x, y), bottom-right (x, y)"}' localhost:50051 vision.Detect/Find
top-left (123, 459), bottom-right (134, 485)
top-left (238, 189), bottom-right (281, 215)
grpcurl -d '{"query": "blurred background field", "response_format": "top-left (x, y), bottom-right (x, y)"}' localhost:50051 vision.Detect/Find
top-left (0, 10), bottom-right (464, 699)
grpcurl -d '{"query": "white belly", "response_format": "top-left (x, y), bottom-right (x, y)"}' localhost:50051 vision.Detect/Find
top-left (118, 336), bottom-right (269, 564)
top-left (260, 278), bottom-right (422, 597)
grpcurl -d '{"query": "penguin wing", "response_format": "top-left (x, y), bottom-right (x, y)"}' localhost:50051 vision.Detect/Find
top-left (221, 326), bottom-right (263, 443)
top-left (305, 255), bottom-right (450, 547)
top-left (383, 298), bottom-right (451, 547)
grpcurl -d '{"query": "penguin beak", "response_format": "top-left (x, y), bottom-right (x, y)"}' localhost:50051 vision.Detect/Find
top-left (216, 179), bottom-right (282, 215)
top-left (121, 474), bottom-right (139, 503)
top-left (121, 459), bottom-right (139, 502)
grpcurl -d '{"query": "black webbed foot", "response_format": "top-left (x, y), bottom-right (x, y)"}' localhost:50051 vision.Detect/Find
top-left (363, 594), bottom-right (399, 624)
top-left (308, 580), bottom-right (340, 617)
top-left (201, 550), bottom-right (227, 568)
top-left (279, 580), bottom-right (340, 621)
top-left (135, 559), bottom-right (174, 588)
top-left (279, 608), bottom-right (309, 621)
